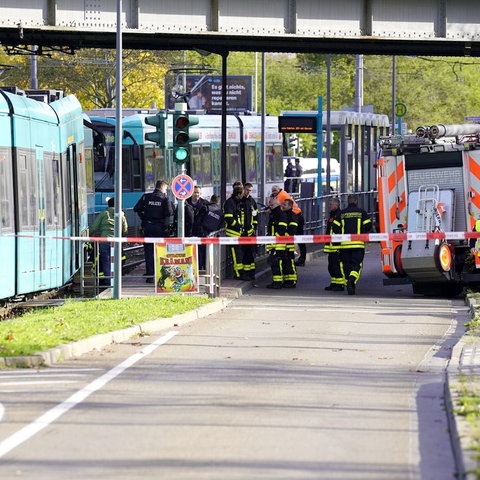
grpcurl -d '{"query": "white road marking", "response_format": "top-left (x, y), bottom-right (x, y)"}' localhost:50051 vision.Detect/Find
top-left (0, 374), bottom-right (98, 380)
top-left (0, 368), bottom-right (103, 376)
top-left (0, 330), bottom-right (178, 458)
top-left (0, 380), bottom-right (79, 387)
top-left (0, 404), bottom-right (4, 422)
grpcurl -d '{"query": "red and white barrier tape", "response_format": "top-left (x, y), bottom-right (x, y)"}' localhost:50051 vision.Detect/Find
top-left (7, 231), bottom-right (480, 244)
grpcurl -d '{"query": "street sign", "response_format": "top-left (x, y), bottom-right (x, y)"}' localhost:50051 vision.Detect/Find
top-left (395, 102), bottom-right (407, 117)
top-left (171, 174), bottom-right (194, 200)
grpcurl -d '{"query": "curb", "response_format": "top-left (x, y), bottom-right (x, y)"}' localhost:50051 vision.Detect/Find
top-left (446, 295), bottom-right (480, 479)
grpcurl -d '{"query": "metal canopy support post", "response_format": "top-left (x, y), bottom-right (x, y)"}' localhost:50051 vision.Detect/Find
top-left (316, 95), bottom-right (323, 198)
top-left (260, 52), bottom-right (266, 204)
top-left (325, 53), bottom-right (331, 196)
top-left (391, 55), bottom-right (396, 136)
top-left (113, 0), bottom-right (123, 299)
top-left (220, 50), bottom-right (228, 204)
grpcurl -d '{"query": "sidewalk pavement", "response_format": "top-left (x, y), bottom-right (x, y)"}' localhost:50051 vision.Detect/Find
top-left (447, 295), bottom-right (480, 479)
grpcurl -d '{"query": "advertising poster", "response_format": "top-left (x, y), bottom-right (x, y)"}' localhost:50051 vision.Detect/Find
top-left (154, 243), bottom-right (199, 294)
top-left (167, 75), bottom-right (253, 113)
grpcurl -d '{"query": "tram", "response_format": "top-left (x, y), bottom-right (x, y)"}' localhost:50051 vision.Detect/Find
top-left (85, 110), bottom-right (282, 209)
top-left (0, 88), bottom-right (88, 303)
top-left (84, 109), bottom-right (390, 221)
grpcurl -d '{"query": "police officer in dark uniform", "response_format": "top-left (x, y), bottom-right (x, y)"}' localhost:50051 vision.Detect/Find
top-left (134, 180), bottom-right (174, 283)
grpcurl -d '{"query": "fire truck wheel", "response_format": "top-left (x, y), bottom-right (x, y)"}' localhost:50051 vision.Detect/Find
top-left (393, 245), bottom-right (405, 276)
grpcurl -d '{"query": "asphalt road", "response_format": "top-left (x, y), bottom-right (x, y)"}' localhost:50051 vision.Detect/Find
top-left (0, 245), bottom-right (469, 479)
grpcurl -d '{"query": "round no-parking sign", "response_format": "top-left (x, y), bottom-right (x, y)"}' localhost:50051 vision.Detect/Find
top-left (171, 174), bottom-right (194, 200)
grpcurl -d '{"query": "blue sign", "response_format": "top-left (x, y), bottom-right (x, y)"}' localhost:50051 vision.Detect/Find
top-left (171, 174), bottom-right (194, 200)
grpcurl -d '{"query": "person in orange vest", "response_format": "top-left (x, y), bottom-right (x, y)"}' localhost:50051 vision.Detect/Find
top-left (270, 185), bottom-right (306, 265)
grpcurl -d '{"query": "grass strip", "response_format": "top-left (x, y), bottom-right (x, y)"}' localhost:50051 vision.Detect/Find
top-left (0, 295), bottom-right (212, 357)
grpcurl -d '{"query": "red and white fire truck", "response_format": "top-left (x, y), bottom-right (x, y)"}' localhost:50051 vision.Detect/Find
top-left (377, 123), bottom-right (480, 295)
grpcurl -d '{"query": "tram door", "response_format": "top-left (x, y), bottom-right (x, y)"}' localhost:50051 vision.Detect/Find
top-left (35, 147), bottom-right (47, 280)
top-left (67, 144), bottom-right (81, 276)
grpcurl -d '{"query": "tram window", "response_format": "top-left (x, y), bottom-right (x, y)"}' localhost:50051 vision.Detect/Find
top-left (272, 144), bottom-right (283, 181)
top-left (93, 132), bottom-right (107, 172)
top-left (121, 146), bottom-right (132, 191)
top-left (44, 155), bottom-right (54, 226)
top-left (131, 146), bottom-right (142, 190)
top-left (0, 151), bottom-right (13, 231)
top-left (148, 146), bottom-right (169, 189)
top-left (227, 145), bottom-right (241, 184)
top-left (144, 146), bottom-right (156, 191)
top-left (121, 145), bottom-right (143, 191)
top-left (76, 148), bottom-right (87, 214)
top-left (211, 143), bottom-right (220, 187)
top-left (202, 145), bottom-right (213, 187)
top-left (18, 152), bottom-right (37, 229)
top-left (0, 197), bottom-right (10, 230)
top-left (83, 140), bottom-right (94, 196)
top-left (62, 152), bottom-right (71, 226)
top-left (246, 146), bottom-right (256, 183)
top-left (191, 146), bottom-right (202, 185)
top-left (265, 151), bottom-right (274, 182)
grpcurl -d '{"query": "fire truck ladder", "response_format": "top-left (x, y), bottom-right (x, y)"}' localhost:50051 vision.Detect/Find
top-left (415, 184), bottom-right (440, 232)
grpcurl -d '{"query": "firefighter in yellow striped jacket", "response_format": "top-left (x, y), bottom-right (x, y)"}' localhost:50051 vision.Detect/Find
top-left (266, 196), bottom-right (288, 289)
top-left (280, 198), bottom-right (299, 288)
top-left (332, 194), bottom-right (372, 295)
top-left (324, 197), bottom-right (344, 291)
top-left (223, 185), bottom-right (246, 280)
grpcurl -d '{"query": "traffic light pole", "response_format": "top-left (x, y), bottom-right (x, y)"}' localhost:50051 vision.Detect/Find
top-left (113, 0), bottom-right (123, 299)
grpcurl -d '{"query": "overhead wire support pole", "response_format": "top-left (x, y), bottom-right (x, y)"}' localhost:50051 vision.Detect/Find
top-left (391, 55), bottom-right (396, 136)
top-left (260, 52), bottom-right (266, 204)
top-left (325, 54), bottom-right (331, 196)
top-left (220, 50), bottom-right (228, 205)
top-left (113, 0), bottom-right (123, 299)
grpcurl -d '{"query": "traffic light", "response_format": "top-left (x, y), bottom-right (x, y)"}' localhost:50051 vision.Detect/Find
top-left (173, 111), bottom-right (199, 164)
top-left (297, 136), bottom-right (303, 153)
top-left (288, 135), bottom-right (298, 149)
top-left (144, 111), bottom-right (167, 148)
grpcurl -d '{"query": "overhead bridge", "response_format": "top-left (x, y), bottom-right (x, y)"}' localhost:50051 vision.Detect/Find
top-left (0, 0), bottom-right (480, 56)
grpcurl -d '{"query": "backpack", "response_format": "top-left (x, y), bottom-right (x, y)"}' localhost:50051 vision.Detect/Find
top-left (202, 203), bottom-right (224, 233)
